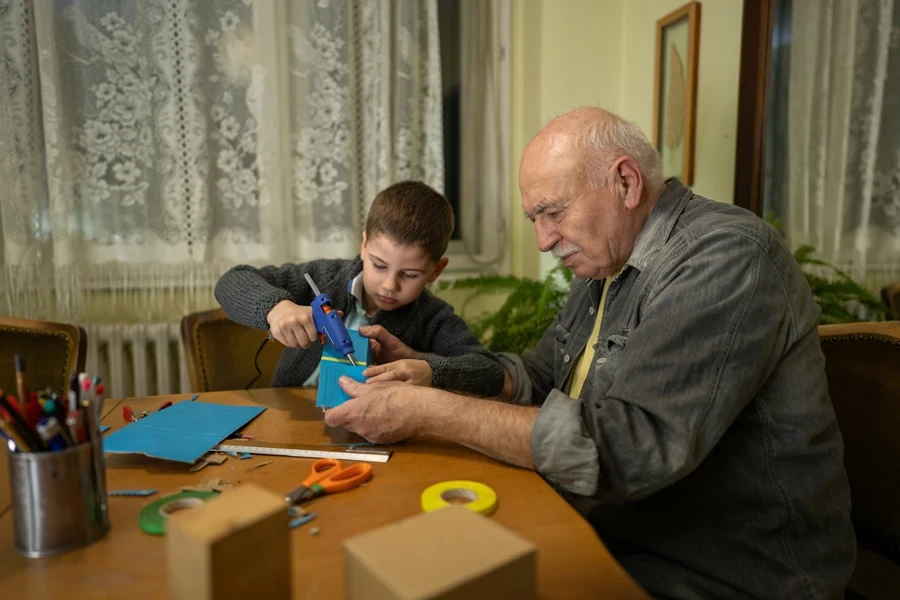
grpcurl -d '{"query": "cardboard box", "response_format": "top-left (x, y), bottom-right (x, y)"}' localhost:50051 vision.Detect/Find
top-left (166, 484), bottom-right (291, 600)
top-left (344, 505), bottom-right (537, 600)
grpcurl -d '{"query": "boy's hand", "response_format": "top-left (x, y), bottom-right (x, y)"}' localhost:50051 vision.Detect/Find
top-left (359, 325), bottom-right (420, 363)
top-left (364, 359), bottom-right (433, 387)
top-left (266, 300), bottom-right (319, 348)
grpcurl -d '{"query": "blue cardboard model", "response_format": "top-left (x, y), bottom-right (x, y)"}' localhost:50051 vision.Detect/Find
top-left (316, 329), bottom-right (372, 409)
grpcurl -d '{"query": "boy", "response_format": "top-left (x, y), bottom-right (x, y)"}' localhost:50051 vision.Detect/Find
top-left (214, 181), bottom-right (505, 396)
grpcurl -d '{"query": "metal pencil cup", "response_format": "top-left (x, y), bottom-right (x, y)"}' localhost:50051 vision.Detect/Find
top-left (8, 441), bottom-right (110, 557)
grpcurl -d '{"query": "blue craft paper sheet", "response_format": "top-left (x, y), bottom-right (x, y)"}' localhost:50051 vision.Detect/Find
top-left (103, 401), bottom-right (265, 464)
top-left (317, 362), bottom-right (367, 408)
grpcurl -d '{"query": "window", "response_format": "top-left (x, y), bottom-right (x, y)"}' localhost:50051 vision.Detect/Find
top-left (436, 0), bottom-right (510, 274)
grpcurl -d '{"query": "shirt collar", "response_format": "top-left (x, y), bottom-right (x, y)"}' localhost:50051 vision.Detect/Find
top-left (347, 272), bottom-right (367, 310)
top-left (625, 178), bottom-right (694, 272)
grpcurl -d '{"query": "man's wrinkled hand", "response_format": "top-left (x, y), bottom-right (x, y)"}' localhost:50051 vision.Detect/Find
top-left (323, 377), bottom-right (427, 444)
top-left (358, 325), bottom-right (419, 364)
top-left (363, 359), bottom-right (433, 387)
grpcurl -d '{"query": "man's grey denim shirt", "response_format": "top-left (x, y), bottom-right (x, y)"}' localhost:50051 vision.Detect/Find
top-left (501, 179), bottom-right (856, 599)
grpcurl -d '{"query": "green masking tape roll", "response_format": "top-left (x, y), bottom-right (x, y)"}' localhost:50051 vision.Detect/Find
top-left (139, 491), bottom-right (218, 536)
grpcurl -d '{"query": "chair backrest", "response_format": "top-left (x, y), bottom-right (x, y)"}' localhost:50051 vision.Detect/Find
top-left (882, 281), bottom-right (900, 320)
top-left (0, 316), bottom-right (87, 396)
top-left (819, 321), bottom-right (900, 560)
top-left (180, 308), bottom-right (284, 392)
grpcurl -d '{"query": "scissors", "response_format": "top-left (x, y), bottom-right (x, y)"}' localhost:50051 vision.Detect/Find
top-left (284, 458), bottom-right (372, 505)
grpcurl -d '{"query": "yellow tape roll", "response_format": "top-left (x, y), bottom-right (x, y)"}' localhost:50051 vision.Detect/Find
top-left (421, 480), bottom-right (497, 516)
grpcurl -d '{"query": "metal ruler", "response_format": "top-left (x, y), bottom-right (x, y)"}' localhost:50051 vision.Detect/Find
top-left (212, 443), bottom-right (392, 463)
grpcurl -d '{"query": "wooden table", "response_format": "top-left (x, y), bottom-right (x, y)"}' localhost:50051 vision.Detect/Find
top-left (0, 388), bottom-right (647, 599)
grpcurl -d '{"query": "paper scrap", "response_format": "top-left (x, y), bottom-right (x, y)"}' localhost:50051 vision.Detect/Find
top-left (288, 506), bottom-right (308, 517)
top-left (289, 513), bottom-right (317, 529)
top-left (108, 489), bottom-right (157, 497)
top-left (309, 527), bottom-right (320, 536)
top-left (246, 460), bottom-right (272, 473)
top-left (239, 453), bottom-right (252, 460)
top-left (224, 451), bottom-right (240, 458)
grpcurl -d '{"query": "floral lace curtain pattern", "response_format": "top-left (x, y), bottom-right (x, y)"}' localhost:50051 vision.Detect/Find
top-left (785, 0), bottom-right (900, 285)
top-left (0, 0), bottom-right (443, 321)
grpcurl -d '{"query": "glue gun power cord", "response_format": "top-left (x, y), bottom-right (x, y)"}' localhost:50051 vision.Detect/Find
top-left (245, 331), bottom-right (272, 390)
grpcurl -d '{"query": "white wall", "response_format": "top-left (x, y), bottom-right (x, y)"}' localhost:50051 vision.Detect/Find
top-left (620, 0), bottom-right (744, 205)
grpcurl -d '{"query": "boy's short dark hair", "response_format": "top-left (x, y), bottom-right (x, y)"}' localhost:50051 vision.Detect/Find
top-left (365, 181), bottom-right (455, 261)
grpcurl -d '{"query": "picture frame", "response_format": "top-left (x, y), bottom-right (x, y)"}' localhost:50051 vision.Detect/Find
top-left (653, 1), bottom-right (701, 185)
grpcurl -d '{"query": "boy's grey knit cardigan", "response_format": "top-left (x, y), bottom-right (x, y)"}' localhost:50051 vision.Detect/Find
top-left (214, 257), bottom-right (505, 396)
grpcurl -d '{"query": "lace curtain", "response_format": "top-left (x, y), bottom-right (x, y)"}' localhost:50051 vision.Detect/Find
top-left (782, 0), bottom-right (900, 285)
top-left (0, 0), bottom-right (443, 321)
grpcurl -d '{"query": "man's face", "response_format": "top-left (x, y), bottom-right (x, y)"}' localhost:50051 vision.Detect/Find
top-left (360, 232), bottom-right (448, 314)
top-left (521, 154), bottom-right (634, 280)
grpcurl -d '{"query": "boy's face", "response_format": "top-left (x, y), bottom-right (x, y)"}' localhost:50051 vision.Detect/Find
top-left (360, 232), bottom-right (448, 314)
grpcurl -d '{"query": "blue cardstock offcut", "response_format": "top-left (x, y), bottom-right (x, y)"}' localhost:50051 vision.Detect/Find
top-left (103, 401), bottom-right (265, 464)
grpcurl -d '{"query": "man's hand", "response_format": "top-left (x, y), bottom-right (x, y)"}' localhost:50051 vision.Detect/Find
top-left (323, 377), bottom-right (429, 444)
top-left (363, 359), bottom-right (433, 387)
top-left (266, 300), bottom-right (319, 348)
top-left (359, 325), bottom-right (420, 364)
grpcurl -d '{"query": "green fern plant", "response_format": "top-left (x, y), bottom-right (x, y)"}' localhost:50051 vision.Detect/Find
top-left (437, 264), bottom-right (573, 355)
top-left (765, 212), bottom-right (886, 324)
top-left (792, 244), bottom-right (886, 324)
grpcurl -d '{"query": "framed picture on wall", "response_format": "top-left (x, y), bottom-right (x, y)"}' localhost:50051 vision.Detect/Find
top-left (653, 1), bottom-right (701, 185)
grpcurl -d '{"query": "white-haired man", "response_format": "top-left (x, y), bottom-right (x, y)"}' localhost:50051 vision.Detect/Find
top-left (325, 107), bottom-right (856, 599)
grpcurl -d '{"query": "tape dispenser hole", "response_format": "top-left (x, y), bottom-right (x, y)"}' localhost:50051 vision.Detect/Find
top-left (440, 488), bottom-right (479, 505)
top-left (160, 497), bottom-right (205, 517)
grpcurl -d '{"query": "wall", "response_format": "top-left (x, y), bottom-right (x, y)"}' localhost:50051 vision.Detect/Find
top-left (507, 0), bottom-right (744, 279)
top-left (620, 0), bottom-right (743, 206)
top-left (509, 0), bottom-right (625, 279)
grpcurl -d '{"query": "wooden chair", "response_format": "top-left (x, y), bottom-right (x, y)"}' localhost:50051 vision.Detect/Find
top-left (819, 321), bottom-right (900, 600)
top-left (0, 316), bottom-right (87, 396)
top-left (881, 281), bottom-right (900, 320)
top-left (180, 308), bottom-right (284, 392)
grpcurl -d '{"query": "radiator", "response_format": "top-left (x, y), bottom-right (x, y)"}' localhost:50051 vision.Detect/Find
top-left (85, 323), bottom-right (190, 400)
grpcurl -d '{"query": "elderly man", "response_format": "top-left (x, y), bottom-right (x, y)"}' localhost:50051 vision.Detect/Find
top-left (325, 107), bottom-right (856, 599)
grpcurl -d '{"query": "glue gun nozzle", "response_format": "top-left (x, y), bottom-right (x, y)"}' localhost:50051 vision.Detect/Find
top-left (347, 353), bottom-right (358, 366)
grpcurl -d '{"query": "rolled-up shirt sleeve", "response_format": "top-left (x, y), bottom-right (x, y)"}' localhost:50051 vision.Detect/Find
top-left (531, 390), bottom-right (602, 496)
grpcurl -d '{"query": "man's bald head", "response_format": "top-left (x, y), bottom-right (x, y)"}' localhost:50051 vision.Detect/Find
top-left (522, 107), bottom-right (664, 199)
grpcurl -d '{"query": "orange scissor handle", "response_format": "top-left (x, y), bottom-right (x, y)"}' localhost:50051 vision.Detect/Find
top-left (303, 458), bottom-right (372, 493)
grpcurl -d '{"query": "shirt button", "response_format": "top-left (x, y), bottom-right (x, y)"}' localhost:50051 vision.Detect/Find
top-left (564, 354), bottom-right (570, 363)
top-left (589, 307), bottom-right (595, 315)
top-left (596, 357), bottom-right (606, 365)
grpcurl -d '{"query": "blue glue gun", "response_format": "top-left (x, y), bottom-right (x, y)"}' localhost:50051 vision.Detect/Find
top-left (304, 273), bottom-right (358, 365)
